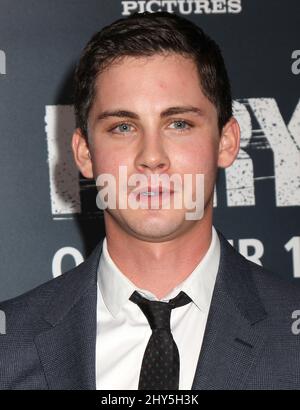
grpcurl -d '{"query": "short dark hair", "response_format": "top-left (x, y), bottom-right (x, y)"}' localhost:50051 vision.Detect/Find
top-left (74, 11), bottom-right (232, 138)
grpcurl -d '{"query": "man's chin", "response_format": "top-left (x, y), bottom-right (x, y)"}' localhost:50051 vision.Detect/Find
top-left (114, 209), bottom-right (195, 242)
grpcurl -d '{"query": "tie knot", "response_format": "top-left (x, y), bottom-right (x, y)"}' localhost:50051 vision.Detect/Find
top-left (129, 290), bottom-right (192, 331)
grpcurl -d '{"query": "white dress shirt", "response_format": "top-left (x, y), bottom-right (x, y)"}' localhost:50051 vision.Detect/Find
top-left (96, 226), bottom-right (220, 390)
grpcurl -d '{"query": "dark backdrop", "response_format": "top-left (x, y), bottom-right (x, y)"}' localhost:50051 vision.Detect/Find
top-left (0, 0), bottom-right (299, 302)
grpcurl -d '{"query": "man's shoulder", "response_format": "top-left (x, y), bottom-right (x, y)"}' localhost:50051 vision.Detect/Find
top-left (217, 230), bottom-right (300, 314)
top-left (0, 241), bottom-right (102, 333)
top-left (0, 265), bottom-right (79, 334)
top-left (229, 241), bottom-right (300, 315)
top-left (0, 244), bottom-right (101, 390)
top-left (248, 258), bottom-right (300, 311)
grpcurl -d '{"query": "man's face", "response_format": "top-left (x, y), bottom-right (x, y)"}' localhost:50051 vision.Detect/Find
top-left (74, 53), bottom-right (239, 242)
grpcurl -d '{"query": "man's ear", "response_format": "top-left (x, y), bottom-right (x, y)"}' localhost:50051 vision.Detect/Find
top-left (71, 128), bottom-right (93, 179)
top-left (217, 117), bottom-right (240, 168)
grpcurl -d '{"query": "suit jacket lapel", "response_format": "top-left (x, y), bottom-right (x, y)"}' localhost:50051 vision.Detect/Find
top-left (32, 241), bottom-right (103, 390)
top-left (192, 232), bottom-right (268, 390)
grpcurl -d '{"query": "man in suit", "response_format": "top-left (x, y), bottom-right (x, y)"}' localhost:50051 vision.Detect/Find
top-left (1, 11), bottom-right (300, 390)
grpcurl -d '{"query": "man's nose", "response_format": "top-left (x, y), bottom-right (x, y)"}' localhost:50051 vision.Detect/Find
top-left (134, 134), bottom-right (170, 174)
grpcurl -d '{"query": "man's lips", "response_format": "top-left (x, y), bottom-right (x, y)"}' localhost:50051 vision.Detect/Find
top-left (131, 186), bottom-right (175, 199)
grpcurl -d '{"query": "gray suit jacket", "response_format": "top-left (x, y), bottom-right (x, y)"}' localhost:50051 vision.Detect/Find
top-left (1, 231), bottom-right (300, 390)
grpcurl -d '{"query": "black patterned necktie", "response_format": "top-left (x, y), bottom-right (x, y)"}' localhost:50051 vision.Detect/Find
top-left (129, 290), bottom-right (192, 390)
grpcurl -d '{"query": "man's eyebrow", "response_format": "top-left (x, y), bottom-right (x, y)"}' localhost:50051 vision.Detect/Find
top-left (96, 110), bottom-right (139, 121)
top-left (160, 106), bottom-right (205, 118)
top-left (96, 106), bottom-right (205, 122)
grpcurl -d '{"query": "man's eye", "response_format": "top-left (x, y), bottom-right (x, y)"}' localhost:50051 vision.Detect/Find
top-left (169, 120), bottom-right (191, 130)
top-left (111, 123), bottom-right (134, 133)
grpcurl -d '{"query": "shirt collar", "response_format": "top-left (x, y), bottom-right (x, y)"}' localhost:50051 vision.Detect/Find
top-left (98, 226), bottom-right (220, 318)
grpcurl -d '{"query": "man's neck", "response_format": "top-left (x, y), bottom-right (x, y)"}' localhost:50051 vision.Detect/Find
top-left (104, 211), bottom-right (214, 300)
